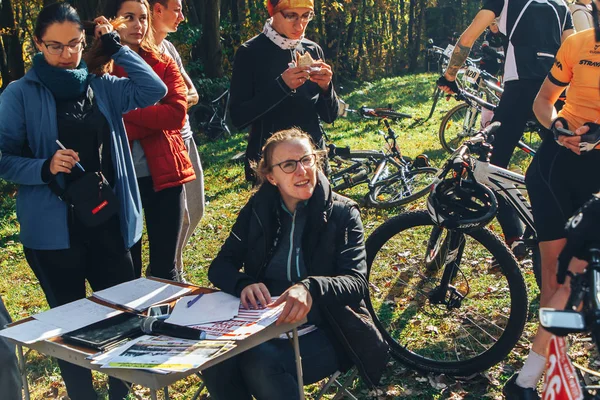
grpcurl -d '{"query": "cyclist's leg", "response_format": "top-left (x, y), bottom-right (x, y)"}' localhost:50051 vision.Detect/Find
top-left (490, 80), bottom-right (544, 247)
top-left (515, 141), bottom-right (600, 390)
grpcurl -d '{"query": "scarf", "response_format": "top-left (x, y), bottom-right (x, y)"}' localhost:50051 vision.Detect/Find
top-left (33, 53), bottom-right (90, 101)
top-left (263, 18), bottom-right (303, 50)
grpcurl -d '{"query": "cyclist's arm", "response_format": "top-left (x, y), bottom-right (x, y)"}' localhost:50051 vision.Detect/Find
top-left (444, 9), bottom-right (496, 81)
top-left (533, 78), bottom-right (564, 129)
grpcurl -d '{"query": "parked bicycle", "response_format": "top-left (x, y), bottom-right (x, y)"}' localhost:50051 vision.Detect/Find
top-left (439, 89), bottom-right (541, 156)
top-left (426, 41), bottom-right (484, 120)
top-left (328, 109), bottom-right (438, 209)
top-left (366, 123), bottom-right (541, 376)
top-left (191, 89), bottom-right (232, 141)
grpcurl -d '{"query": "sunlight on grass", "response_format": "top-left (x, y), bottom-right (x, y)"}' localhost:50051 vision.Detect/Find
top-left (0, 73), bottom-right (544, 399)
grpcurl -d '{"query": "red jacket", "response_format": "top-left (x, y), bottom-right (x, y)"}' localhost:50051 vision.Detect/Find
top-left (112, 49), bottom-right (195, 191)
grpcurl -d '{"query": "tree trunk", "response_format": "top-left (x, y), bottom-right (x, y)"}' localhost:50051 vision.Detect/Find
top-left (70, 0), bottom-right (101, 21)
top-left (408, 0), bottom-right (426, 71)
top-left (185, 0), bottom-right (201, 26)
top-left (201, 0), bottom-right (224, 77)
top-left (0, 0), bottom-right (24, 87)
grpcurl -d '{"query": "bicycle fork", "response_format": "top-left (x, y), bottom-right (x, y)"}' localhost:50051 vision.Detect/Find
top-left (426, 227), bottom-right (467, 309)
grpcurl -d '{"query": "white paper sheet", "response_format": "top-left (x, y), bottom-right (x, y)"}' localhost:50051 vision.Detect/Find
top-left (92, 278), bottom-right (191, 312)
top-left (32, 298), bottom-right (123, 332)
top-left (166, 292), bottom-right (240, 326)
top-left (0, 319), bottom-right (64, 344)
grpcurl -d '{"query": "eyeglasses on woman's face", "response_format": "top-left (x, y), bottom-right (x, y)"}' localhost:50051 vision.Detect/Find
top-left (42, 39), bottom-right (85, 56)
top-left (271, 153), bottom-right (317, 174)
top-left (280, 10), bottom-right (315, 23)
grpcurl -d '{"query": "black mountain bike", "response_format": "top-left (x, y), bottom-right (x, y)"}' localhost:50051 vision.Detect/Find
top-left (328, 109), bottom-right (438, 209)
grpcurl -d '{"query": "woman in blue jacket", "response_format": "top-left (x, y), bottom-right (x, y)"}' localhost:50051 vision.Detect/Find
top-left (0, 3), bottom-right (166, 399)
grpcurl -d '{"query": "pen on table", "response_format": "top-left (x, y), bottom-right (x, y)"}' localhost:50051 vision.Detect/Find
top-left (55, 139), bottom-right (85, 172)
top-left (187, 293), bottom-right (204, 308)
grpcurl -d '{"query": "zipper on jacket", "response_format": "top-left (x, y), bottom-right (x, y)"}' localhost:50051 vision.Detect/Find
top-left (296, 247), bottom-right (301, 280)
top-left (287, 210), bottom-right (297, 282)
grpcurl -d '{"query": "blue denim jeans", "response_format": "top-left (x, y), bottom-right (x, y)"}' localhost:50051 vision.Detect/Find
top-left (0, 295), bottom-right (22, 400)
top-left (202, 329), bottom-right (340, 400)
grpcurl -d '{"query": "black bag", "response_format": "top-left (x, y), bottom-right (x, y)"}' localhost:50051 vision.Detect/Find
top-left (58, 171), bottom-right (118, 227)
top-left (49, 123), bottom-right (118, 227)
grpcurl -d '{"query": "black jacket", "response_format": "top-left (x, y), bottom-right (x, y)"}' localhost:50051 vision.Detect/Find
top-left (208, 172), bottom-right (389, 387)
top-left (228, 34), bottom-right (339, 178)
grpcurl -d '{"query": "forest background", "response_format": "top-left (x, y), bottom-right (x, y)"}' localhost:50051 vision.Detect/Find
top-left (0, 0), bottom-right (482, 102)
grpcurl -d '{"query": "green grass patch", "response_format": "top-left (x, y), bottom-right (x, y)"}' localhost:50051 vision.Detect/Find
top-left (0, 73), bottom-right (551, 399)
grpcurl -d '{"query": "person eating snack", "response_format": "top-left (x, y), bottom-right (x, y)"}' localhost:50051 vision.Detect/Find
top-left (228, 0), bottom-right (340, 183)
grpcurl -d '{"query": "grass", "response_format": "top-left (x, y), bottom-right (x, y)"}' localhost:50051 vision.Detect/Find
top-left (0, 72), bottom-right (560, 399)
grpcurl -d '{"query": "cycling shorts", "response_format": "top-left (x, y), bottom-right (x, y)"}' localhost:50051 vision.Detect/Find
top-left (525, 138), bottom-right (600, 242)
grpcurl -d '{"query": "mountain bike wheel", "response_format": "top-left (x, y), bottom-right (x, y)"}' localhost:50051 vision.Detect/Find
top-left (366, 211), bottom-right (527, 375)
top-left (329, 150), bottom-right (384, 192)
top-left (367, 167), bottom-right (438, 208)
top-left (439, 103), bottom-right (481, 153)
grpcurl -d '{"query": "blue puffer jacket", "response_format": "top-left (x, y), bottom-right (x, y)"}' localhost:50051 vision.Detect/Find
top-left (0, 46), bottom-right (167, 250)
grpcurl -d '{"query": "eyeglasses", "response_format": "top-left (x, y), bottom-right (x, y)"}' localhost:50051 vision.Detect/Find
top-left (42, 39), bottom-right (85, 56)
top-left (271, 153), bottom-right (317, 173)
top-left (280, 11), bottom-right (315, 23)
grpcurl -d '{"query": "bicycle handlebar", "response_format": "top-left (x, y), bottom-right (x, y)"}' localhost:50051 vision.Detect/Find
top-left (456, 90), bottom-right (497, 112)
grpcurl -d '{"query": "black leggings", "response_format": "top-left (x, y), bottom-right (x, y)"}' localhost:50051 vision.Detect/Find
top-left (490, 79), bottom-right (544, 241)
top-left (131, 176), bottom-right (183, 280)
top-left (526, 139), bottom-right (600, 242)
top-left (23, 216), bottom-right (134, 400)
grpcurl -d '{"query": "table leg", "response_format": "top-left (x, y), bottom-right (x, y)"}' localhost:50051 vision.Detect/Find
top-left (163, 386), bottom-right (170, 399)
top-left (292, 328), bottom-right (304, 400)
top-left (17, 345), bottom-right (30, 400)
top-left (150, 388), bottom-right (158, 400)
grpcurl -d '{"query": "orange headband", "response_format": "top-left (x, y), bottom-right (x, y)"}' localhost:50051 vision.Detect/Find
top-left (267, 0), bottom-right (314, 16)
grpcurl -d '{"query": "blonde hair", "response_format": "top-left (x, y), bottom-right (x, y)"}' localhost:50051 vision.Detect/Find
top-left (84, 0), bottom-right (160, 75)
top-left (253, 127), bottom-right (325, 188)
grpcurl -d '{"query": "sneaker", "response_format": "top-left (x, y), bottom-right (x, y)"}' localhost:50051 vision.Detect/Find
top-left (510, 240), bottom-right (527, 261)
top-left (502, 374), bottom-right (540, 400)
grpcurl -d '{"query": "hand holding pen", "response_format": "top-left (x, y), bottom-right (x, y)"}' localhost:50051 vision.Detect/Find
top-left (50, 140), bottom-right (85, 175)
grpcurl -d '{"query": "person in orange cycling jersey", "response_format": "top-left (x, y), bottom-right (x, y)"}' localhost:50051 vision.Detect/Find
top-left (506, 8), bottom-right (600, 397)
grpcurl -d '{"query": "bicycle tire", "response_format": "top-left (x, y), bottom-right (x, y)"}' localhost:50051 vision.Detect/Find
top-left (439, 103), bottom-right (481, 153)
top-left (367, 167), bottom-right (438, 208)
top-left (365, 211), bottom-right (528, 375)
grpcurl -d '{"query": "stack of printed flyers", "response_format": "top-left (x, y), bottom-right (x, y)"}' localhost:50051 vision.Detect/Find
top-left (0, 278), bottom-right (291, 373)
top-left (91, 292), bottom-right (287, 372)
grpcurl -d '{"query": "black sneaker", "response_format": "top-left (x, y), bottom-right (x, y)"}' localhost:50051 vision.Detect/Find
top-left (502, 374), bottom-right (540, 399)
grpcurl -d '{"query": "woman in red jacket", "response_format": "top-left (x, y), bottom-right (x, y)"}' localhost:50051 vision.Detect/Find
top-left (95, 0), bottom-right (195, 280)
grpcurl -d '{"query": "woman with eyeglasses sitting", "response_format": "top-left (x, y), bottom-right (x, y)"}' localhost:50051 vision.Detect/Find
top-left (203, 128), bottom-right (388, 400)
top-left (228, 0), bottom-right (340, 183)
top-left (0, 2), bottom-right (166, 399)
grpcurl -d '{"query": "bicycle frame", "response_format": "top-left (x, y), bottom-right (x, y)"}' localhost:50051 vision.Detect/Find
top-left (471, 158), bottom-right (535, 234)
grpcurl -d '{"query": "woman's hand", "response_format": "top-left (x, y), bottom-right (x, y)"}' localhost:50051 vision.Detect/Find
top-left (554, 119), bottom-right (590, 155)
top-left (94, 16), bottom-right (114, 38)
top-left (309, 61), bottom-right (333, 92)
top-left (281, 66), bottom-right (311, 90)
top-left (50, 149), bottom-right (80, 175)
top-left (240, 283), bottom-right (272, 309)
top-left (269, 284), bottom-right (312, 326)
